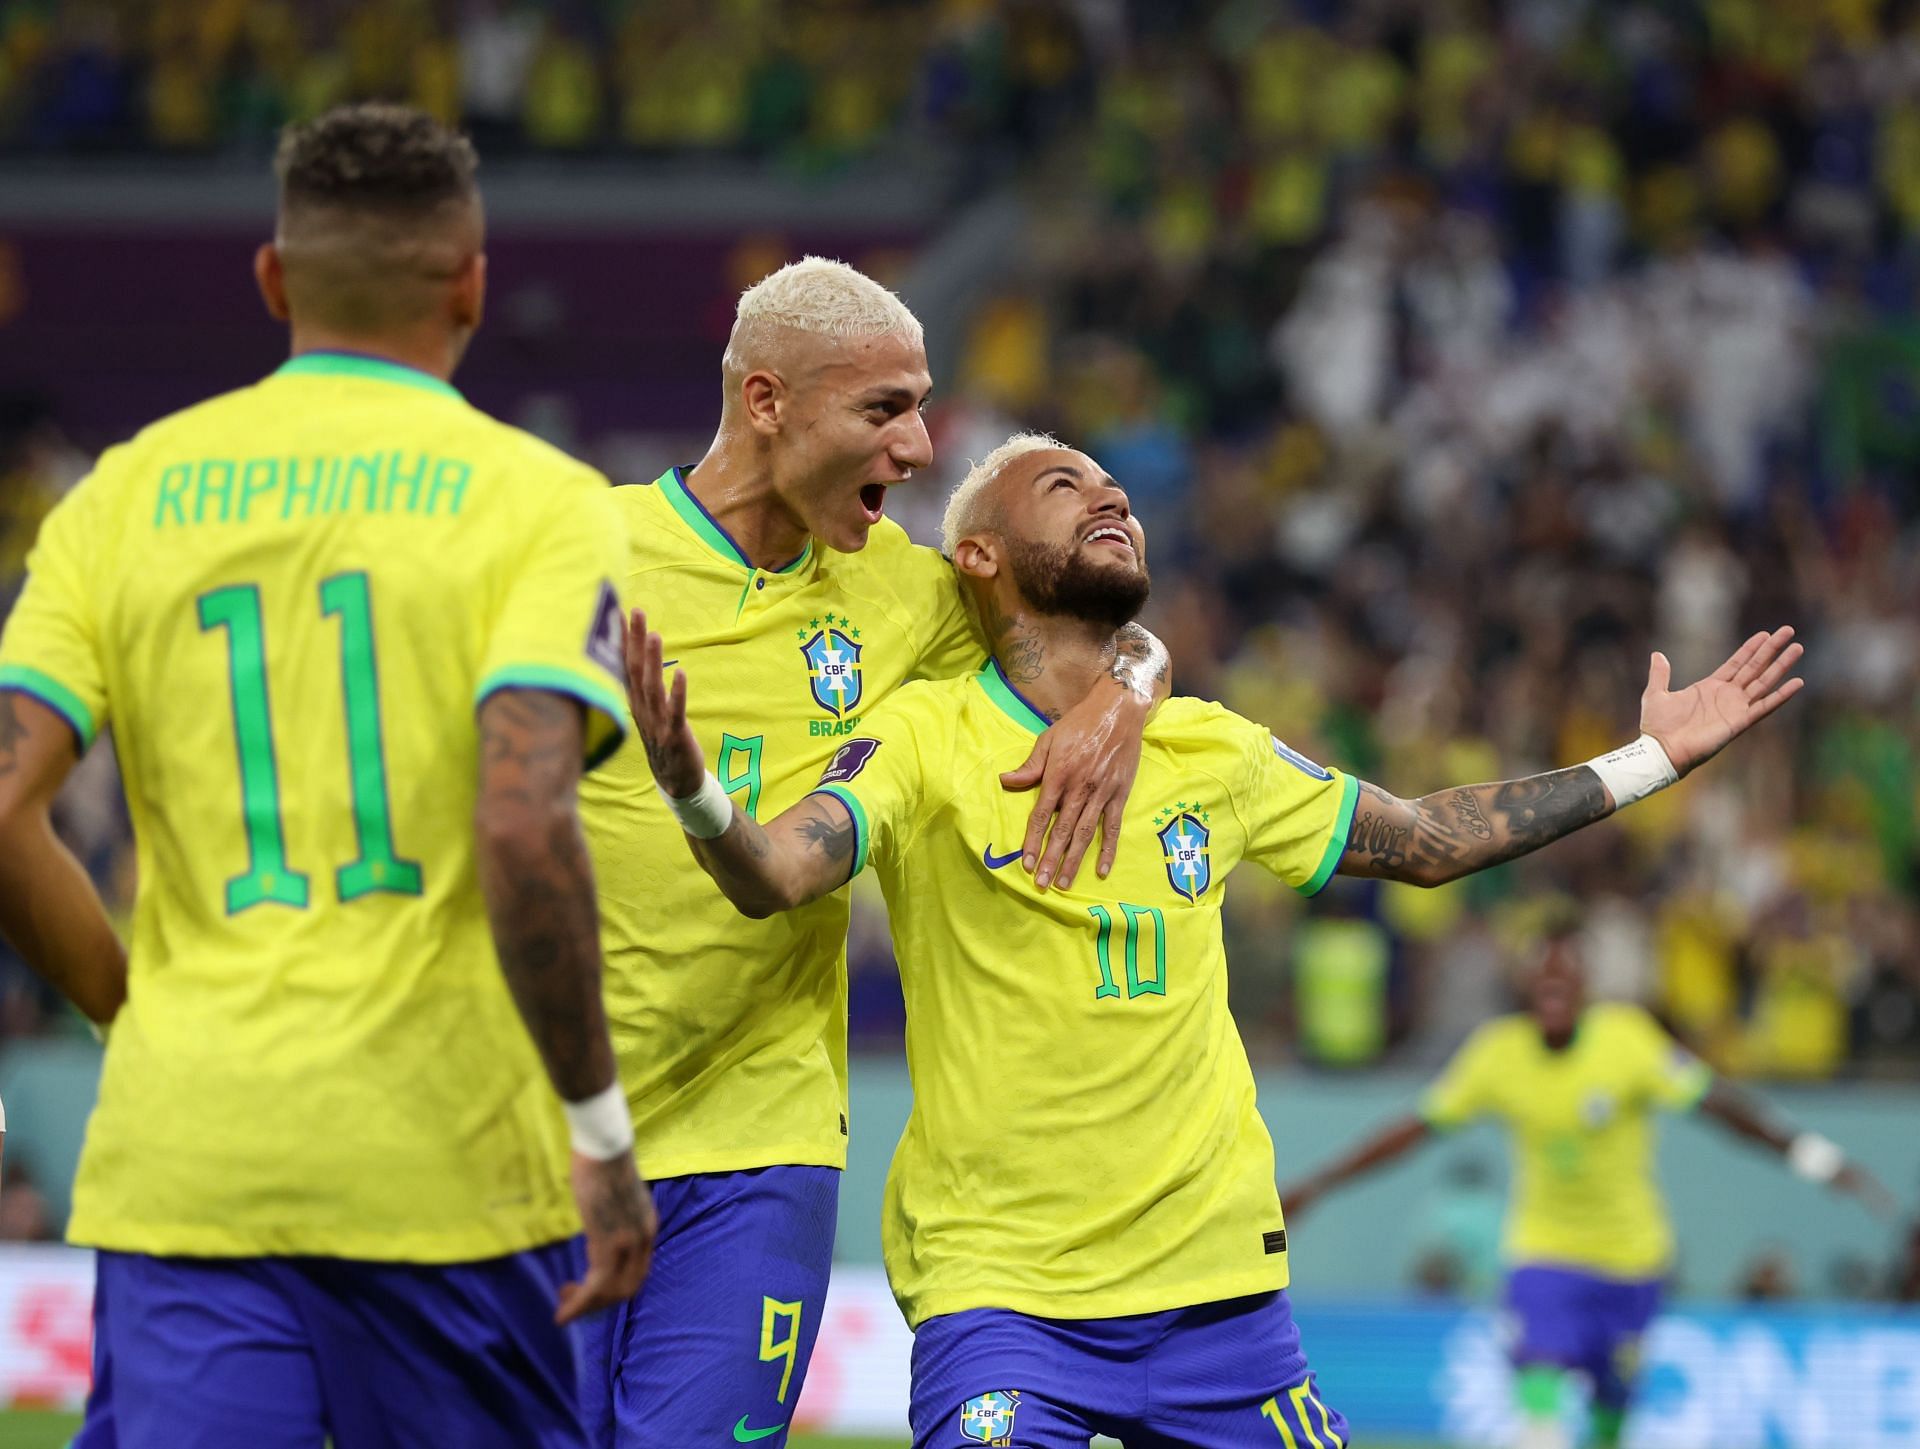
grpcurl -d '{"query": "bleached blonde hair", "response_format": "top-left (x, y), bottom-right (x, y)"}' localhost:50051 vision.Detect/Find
top-left (723, 256), bottom-right (924, 377)
top-left (940, 431), bottom-right (1069, 558)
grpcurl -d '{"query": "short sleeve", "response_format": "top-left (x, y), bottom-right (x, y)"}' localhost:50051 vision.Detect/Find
top-left (909, 560), bottom-right (989, 683)
top-left (475, 482), bottom-right (630, 770)
top-left (0, 480), bottom-right (107, 751)
top-left (1420, 1025), bottom-right (1503, 1129)
top-left (806, 695), bottom-right (934, 879)
top-left (1240, 723), bottom-right (1359, 896)
top-left (1631, 1010), bottom-right (1713, 1112)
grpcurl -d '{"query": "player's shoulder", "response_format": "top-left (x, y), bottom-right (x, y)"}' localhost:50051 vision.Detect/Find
top-left (826, 520), bottom-right (956, 601)
top-left (877, 671), bottom-right (973, 725)
top-left (462, 413), bottom-right (609, 493)
top-left (1144, 697), bottom-right (1278, 765)
top-left (1461, 1012), bottom-right (1537, 1061)
top-left (1587, 1000), bottom-right (1665, 1043)
top-left (86, 381), bottom-right (267, 479)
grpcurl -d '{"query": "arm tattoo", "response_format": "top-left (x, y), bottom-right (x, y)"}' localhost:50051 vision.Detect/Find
top-left (476, 688), bottom-right (615, 1102)
top-left (1342, 768), bottom-right (1612, 886)
top-left (0, 692), bottom-right (25, 780)
top-left (1106, 622), bottom-right (1170, 699)
top-left (796, 801), bottom-right (854, 864)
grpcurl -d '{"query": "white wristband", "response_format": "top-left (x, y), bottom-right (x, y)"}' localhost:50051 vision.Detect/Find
top-left (660, 771), bottom-right (734, 839)
top-left (563, 1081), bottom-right (634, 1161)
top-left (1788, 1132), bottom-right (1845, 1185)
top-left (1585, 734), bottom-right (1679, 810)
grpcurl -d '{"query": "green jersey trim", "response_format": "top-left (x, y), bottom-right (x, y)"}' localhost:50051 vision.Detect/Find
top-left (275, 351), bottom-right (464, 400)
top-left (974, 657), bottom-right (1049, 736)
top-left (474, 665), bottom-right (629, 771)
top-left (810, 785), bottom-right (869, 879)
top-left (1296, 772), bottom-right (1360, 898)
top-left (0, 664), bottom-right (98, 751)
top-left (655, 468), bottom-right (813, 575)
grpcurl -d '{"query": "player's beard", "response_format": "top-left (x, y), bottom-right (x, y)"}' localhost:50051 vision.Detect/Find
top-left (1004, 535), bottom-right (1150, 629)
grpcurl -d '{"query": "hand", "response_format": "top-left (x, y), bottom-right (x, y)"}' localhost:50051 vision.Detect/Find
top-left (624, 609), bottom-right (706, 799)
top-left (1835, 1161), bottom-right (1901, 1221)
top-left (999, 683), bottom-right (1148, 890)
top-left (1640, 627), bottom-right (1805, 775)
top-left (556, 1149), bottom-right (657, 1325)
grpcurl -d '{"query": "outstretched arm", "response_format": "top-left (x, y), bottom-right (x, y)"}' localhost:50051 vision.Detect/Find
top-left (625, 611), bottom-right (857, 918)
top-left (1340, 628), bottom-right (1805, 887)
top-left (999, 620), bottom-right (1171, 890)
top-left (1279, 1114), bottom-right (1435, 1220)
top-left (0, 691), bottom-right (126, 1024)
top-left (1698, 1080), bottom-right (1898, 1219)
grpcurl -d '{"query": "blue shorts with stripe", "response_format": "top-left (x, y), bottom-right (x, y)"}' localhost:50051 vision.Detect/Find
top-left (1504, 1264), bottom-right (1664, 1410)
top-left (908, 1290), bottom-right (1347, 1449)
top-left (575, 1164), bottom-right (839, 1448)
top-left (72, 1243), bottom-right (587, 1449)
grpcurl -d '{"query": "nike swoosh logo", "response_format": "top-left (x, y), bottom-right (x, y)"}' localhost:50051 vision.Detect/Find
top-left (982, 845), bottom-right (1023, 870)
top-left (732, 1418), bottom-right (784, 1443)
top-left (660, 658), bottom-right (678, 667)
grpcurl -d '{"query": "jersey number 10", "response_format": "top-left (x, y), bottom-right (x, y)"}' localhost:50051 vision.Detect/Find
top-left (199, 573), bottom-right (422, 913)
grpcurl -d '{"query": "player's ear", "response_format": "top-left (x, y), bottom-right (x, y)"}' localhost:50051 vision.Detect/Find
top-left (451, 251), bottom-right (486, 332)
top-left (739, 369), bottom-right (785, 436)
top-left (952, 535), bottom-right (998, 581)
top-left (254, 243), bottom-right (290, 323)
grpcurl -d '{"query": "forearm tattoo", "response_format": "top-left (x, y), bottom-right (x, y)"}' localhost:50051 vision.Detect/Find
top-left (1342, 767), bottom-right (1613, 886)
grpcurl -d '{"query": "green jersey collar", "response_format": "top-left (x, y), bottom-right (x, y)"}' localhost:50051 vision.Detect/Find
top-left (275, 351), bottom-right (463, 400)
top-left (975, 657), bottom-right (1050, 736)
top-left (655, 467), bottom-right (812, 574)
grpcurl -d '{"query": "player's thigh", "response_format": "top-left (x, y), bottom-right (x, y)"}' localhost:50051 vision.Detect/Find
top-left (302, 1241), bottom-right (587, 1449)
top-left (1502, 1265), bottom-right (1593, 1371)
top-left (910, 1387), bottom-right (1095, 1449)
top-left (1131, 1291), bottom-right (1349, 1449)
top-left (83, 1251), bottom-right (325, 1449)
top-left (603, 1165), bottom-right (839, 1448)
top-left (1589, 1278), bottom-right (1663, 1410)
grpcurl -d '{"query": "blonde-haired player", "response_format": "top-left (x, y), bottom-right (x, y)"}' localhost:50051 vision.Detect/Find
top-left (576, 267), bottom-right (1169, 1444)
top-left (625, 434), bottom-right (1808, 1449)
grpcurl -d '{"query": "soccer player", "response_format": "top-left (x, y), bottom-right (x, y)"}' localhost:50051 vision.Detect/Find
top-left (577, 261), bottom-right (1168, 1445)
top-left (1280, 930), bottom-right (1893, 1449)
top-left (622, 431), bottom-right (1809, 1449)
top-left (0, 104), bottom-right (653, 1448)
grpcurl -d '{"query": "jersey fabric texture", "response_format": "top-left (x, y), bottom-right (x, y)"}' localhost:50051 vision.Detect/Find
top-left (1420, 1002), bottom-right (1713, 1279)
top-left (74, 1243), bottom-right (588, 1449)
top-left (575, 1165), bottom-right (838, 1448)
top-left (908, 1291), bottom-right (1346, 1449)
top-left (0, 352), bottom-right (629, 1261)
top-left (811, 662), bottom-right (1358, 1326)
top-left (581, 467), bottom-right (982, 1179)
top-left (1503, 1265), bottom-right (1663, 1412)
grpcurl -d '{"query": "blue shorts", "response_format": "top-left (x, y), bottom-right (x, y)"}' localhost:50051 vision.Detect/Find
top-left (73, 1242), bottom-right (587, 1449)
top-left (576, 1164), bottom-right (838, 1448)
top-left (909, 1290), bottom-right (1347, 1449)
top-left (1504, 1264), bottom-right (1664, 1410)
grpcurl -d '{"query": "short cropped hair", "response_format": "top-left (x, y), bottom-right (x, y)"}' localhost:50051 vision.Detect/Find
top-left (275, 102), bottom-right (478, 214)
top-left (940, 431), bottom-right (1067, 558)
top-left (724, 256), bottom-right (923, 375)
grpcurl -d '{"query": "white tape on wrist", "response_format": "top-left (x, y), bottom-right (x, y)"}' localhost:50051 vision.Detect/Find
top-left (563, 1081), bottom-right (634, 1161)
top-left (1788, 1132), bottom-right (1845, 1185)
top-left (0, 1092), bottom-right (7, 1132)
top-left (660, 771), bottom-right (733, 839)
top-left (1585, 734), bottom-right (1680, 810)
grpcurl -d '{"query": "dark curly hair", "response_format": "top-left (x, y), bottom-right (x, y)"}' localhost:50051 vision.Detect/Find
top-left (275, 103), bottom-right (477, 213)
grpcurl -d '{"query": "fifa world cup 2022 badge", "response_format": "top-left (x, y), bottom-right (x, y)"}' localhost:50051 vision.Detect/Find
top-left (959, 1390), bottom-right (1021, 1445)
top-left (798, 611), bottom-right (866, 736)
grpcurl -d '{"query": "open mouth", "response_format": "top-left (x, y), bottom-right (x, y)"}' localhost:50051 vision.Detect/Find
top-left (859, 484), bottom-right (887, 523)
top-left (1083, 524), bottom-right (1134, 554)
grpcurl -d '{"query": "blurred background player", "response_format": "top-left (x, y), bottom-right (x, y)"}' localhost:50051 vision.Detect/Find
top-left (621, 432), bottom-right (1806, 1449)
top-left (1282, 928), bottom-right (1893, 1449)
top-left (0, 103), bottom-right (652, 1448)
top-left (575, 259), bottom-right (1168, 1447)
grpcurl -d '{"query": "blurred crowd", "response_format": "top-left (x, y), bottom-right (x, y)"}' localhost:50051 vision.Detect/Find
top-left (3, 0), bottom-right (1920, 1087)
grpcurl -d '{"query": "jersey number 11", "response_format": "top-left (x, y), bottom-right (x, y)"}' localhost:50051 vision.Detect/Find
top-left (199, 573), bottom-right (422, 914)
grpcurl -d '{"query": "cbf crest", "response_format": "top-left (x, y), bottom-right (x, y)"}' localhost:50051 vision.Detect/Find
top-left (796, 612), bottom-right (864, 718)
top-left (1154, 801), bottom-right (1213, 901)
top-left (959, 1390), bottom-right (1020, 1445)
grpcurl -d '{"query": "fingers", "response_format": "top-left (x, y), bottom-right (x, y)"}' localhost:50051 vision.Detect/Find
top-left (1645, 651), bottom-right (1671, 697)
top-left (1039, 783), bottom-right (1102, 890)
top-left (1095, 806), bottom-right (1122, 880)
top-left (1713, 630), bottom-right (1770, 684)
top-left (999, 739), bottom-right (1047, 792)
top-left (1746, 675), bottom-right (1805, 723)
top-left (1731, 625), bottom-right (1795, 689)
top-left (1744, 638), bottom-right (1803, 702)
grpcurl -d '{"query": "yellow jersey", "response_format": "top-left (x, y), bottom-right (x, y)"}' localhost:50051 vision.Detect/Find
top-left (581, 468), bottom-right (981, 1178)
top-left (1420, 1001), bottom-right (1713, 1279)
top-left (810, 662), bottom-right (1358, 1325)
top-left (0, 352), bottom-right (629, 1261)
